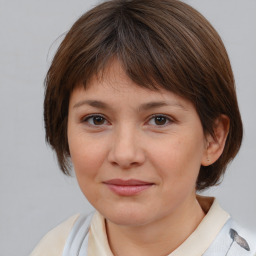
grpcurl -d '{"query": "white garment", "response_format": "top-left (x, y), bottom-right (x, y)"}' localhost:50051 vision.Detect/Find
top-left (85, 197), bottom-right (256, 256)
top-left (30, 197), bottom-right (256, 256)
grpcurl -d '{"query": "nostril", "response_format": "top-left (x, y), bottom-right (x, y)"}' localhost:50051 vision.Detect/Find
top-left (107, 133), bottom-right (146, 168)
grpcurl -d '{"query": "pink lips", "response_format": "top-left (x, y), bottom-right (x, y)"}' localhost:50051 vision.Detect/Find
top-left (103, 179), bottom-right (154, 196)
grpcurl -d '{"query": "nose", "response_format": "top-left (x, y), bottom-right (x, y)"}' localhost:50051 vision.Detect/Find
top-left (107, 126), bottom-right (146, 169)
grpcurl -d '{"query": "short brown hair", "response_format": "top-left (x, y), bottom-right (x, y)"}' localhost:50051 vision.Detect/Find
top-left (44, 0), bottom-right (243, 190)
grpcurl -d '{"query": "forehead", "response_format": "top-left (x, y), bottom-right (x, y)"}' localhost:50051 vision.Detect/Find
top-left (70, 59), bottom-right (193, 112)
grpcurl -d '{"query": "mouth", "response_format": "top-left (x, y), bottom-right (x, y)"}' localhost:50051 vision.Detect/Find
top-left (103, 179), bottom-right (154, 196)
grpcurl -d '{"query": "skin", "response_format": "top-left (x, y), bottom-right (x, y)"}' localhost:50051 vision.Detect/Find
top-left (67, 60), bottom-right (228, 256)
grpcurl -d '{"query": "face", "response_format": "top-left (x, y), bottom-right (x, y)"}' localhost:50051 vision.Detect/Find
top-left (68, 60), bottom-right (208, 227)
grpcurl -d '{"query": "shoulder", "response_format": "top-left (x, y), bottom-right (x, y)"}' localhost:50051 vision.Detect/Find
top-left (29, 214), bottom-right (80, 256)
top-left (198, 197), bottom-right (256, 255)
top-left (229, 220), bottom-right (256, 255)
top-left (205, 218), bottom-right (256, 256)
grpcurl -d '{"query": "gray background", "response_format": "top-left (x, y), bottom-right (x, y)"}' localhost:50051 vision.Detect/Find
top-left (0, 0), bottom-right (255, 255)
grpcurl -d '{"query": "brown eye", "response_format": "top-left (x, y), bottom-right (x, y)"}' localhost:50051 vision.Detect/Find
top-left (93, 116), bottom-right (105, 125)
top-left (155, 116), bottom-right (167, 125)
top-left (84, 115), bottom-right (107, 126)
top-left (148, 115), bottom-right (171, 126)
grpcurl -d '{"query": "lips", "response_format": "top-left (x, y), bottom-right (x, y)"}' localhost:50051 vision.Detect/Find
top-left (103, 179), bottom-right (154, 196)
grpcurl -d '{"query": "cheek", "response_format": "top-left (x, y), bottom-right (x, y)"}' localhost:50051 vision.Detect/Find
top-left (150, 134), bottom-right (204, 182)
top-left (68, 130), bottom-right (106, 179)
top-left (68, 134), bottom-right (107, 202)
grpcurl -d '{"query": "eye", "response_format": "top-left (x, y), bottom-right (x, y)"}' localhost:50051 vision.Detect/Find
top-left (148, 115), bottom-right (172, 126)
top-left (83, 115), bottom-right (108, 126)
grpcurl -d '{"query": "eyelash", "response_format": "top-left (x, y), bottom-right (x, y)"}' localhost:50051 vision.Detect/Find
top-left (147, 114), bottom-right (173, 127)
top-left (82, 114), bottom-right (173, 128)
top-left (82, 114), bottom-right (109, 127)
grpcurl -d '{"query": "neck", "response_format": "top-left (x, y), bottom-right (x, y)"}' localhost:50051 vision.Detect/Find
top-left (106, 194), bottom-right (205, 256)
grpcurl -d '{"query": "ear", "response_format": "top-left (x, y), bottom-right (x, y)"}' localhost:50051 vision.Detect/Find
top-left (201, 115), bottom-right (230, 166)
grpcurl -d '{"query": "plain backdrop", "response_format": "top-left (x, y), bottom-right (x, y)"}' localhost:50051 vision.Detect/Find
top-left (0, 0), bottom-right (255, 255)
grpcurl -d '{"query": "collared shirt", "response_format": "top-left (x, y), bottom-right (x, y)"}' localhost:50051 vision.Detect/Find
top-left (30, 196), bottom-right (256, 256)
top-left (87, 196), bottom-right (230, 256)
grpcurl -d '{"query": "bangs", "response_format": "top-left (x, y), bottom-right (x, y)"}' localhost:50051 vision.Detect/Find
top-left (62, 0), bottom-right (203, 100)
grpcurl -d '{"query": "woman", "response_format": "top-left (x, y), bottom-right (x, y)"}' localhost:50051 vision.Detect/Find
top-left (30, 0), bottom-right (256, 255)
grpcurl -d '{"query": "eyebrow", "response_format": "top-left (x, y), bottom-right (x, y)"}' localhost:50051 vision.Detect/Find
top-left (138, 101), bottom-right (187, 111)
top-left (73, 100), bottom-right (187, 111)
top-left (73, 100), bottom-right (110, 109)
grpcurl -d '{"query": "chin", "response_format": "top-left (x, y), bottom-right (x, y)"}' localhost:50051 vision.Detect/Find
top-left (100, 205), bottom-right (157, 227)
